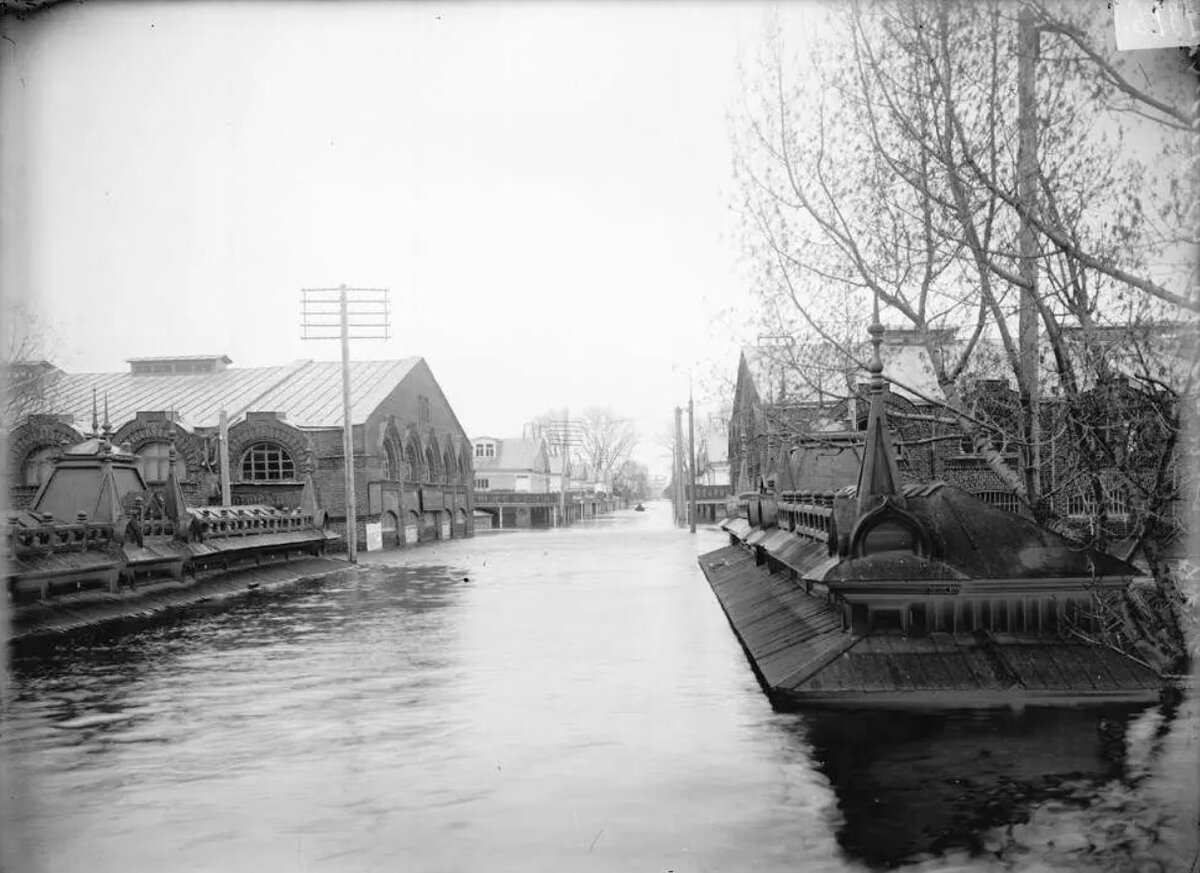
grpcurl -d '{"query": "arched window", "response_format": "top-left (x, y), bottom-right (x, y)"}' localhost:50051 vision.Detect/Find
top-left (443, 449), bottom-right (456, 485)
top-left (241, 442), bottom-right (295, 481)
top-left (136, 441), bottom-right (188, 484)
top-left (384, 439), bottom-right (402, 480)
top-left (405, 442), bottom-right (421, 482)
top-left (22, 447), bottom-right (58, 487)
top-left (425, 448), bottom-right (439, 484)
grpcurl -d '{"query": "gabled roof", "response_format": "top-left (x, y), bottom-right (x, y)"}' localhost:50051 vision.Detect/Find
top-left (877, 343), bottom-right (945, 403)
top-left (472, 438), bottom-right (549, 473)
top-left (698, 425), bottom-right (728, 465)
top-left (24, 358), bottom-right (422, 431)
top-left (740, 344), bottom-right (845, 407)
top-left (738, 332), bottom-right (947, 409)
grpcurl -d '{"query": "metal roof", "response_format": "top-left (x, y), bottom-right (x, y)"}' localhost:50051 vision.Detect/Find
top-left (27, 358), bottom-right (421, 431)
top-left (249, 359), bottom-right (420, 428)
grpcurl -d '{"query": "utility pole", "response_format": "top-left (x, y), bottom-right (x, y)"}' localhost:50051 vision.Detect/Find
top-left (301, 285), bottom-right (390, 563)
top-left (218, 409), bottom-right (232, 505)
top-left (1017, 7), bottom-right (1042, 516)
top-left (688, 393), bottom-right (697, 534)
top-left (548, 411), bottom-right (580, 527)
top-left (560, 407), bottom-right (569, 526)
top-left (673, 406), bottom-right (684, 527)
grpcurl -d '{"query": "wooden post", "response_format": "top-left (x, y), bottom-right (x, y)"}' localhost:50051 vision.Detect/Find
top-left (1017, 7), bottom-right (1042, 514)
top-left (340, 286), bottom-right (358, 563)
top-left (688, 395), bottom-right (697, 534)
top-left (674, 406), bottom-right (685, 526)
top-left (218, 409), bottom-right (232, 505)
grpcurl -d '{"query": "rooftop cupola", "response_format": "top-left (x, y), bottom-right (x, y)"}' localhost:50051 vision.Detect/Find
top-left (127, 355), bottom-right (231, 376)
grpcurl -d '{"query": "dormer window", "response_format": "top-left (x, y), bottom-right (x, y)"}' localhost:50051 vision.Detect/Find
top-left (474, 441), bottom-right (495, 459)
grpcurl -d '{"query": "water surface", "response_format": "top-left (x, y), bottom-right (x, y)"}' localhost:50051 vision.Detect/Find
top-left (2, 501), bottom-right (1196, 872)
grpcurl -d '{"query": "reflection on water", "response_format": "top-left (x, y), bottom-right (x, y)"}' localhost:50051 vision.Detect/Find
top-left (797, 701), bottom-right (1196, 870)
top-left (1, 502), bottom-right (1197, 873)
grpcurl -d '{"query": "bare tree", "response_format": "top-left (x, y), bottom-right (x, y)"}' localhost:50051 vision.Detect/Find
top-left (2, 298), bottom-right (60, 424)
top-left (577, 407), bottom-right (637, 486)
top-left (732, 0), bottom-right (1196, 646)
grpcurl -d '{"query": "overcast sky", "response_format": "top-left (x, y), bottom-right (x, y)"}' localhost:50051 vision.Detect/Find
top-left (1, 1), bottom-right (784, 476)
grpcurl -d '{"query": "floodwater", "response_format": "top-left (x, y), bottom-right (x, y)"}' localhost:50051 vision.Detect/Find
top-left (1, 500), bottom-right (1197, 873)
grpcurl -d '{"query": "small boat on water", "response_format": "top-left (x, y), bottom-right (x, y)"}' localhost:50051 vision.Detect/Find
top-left (634, 503), bottom-right (646, 512)
top-left (699, 320), bottom-right (1181, 708)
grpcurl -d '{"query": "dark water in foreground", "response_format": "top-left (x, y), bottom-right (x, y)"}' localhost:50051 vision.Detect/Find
top-left (2, 500), bottom-right (1197, 873)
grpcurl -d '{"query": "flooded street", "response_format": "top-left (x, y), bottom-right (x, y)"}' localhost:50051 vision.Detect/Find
top-left (2, 501), bottom-right (1197, 873)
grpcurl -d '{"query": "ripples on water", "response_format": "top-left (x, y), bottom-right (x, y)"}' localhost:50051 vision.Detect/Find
top-left (2, 502), bottom-right (1197, 873)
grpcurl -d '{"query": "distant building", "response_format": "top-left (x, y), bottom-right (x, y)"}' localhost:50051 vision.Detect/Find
top-left (471, 437), bottom-right (551, 494)
top-left (688, 419), bottom-right (734, 522)
top-left (471, 436), bottom-right (617, 527)
top-left (8, 354), bottom-right (474, 549)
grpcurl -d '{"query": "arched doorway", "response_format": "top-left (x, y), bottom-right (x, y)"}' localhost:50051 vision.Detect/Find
top-left (381, 510), bottom-right (399, 547)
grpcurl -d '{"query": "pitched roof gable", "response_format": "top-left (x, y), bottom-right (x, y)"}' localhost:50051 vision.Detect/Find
top-left (24, 358), bottom-right (423, 431)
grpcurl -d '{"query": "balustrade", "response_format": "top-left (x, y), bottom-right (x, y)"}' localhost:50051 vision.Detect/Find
top-left (191, 506), bottom-right (317, 539)
top-left (6, 515), bottom-right (117, 558)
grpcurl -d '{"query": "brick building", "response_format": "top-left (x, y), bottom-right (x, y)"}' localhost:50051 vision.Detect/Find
top-left (7, 354), bottom-right (474, 549)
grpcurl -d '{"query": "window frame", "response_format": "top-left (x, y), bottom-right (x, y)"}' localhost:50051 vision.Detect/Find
top-left (240, 441), bottom-right (297, 482)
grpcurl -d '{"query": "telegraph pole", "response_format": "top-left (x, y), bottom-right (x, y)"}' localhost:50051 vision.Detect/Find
top-left (301, 285), bottom-right (390, 563)
top-left (1017, 7), bottom-right (1042, 514)
top-left (218, 409), bottom-right (232, 504)
top-left (688, 393), bottom-right (697, 534)
top-left (673, 406), bottom-right (684, 526)
top-left (560, 407), bottom-right (569, 525)
top-left (548, 412), bottom-right (580, 526)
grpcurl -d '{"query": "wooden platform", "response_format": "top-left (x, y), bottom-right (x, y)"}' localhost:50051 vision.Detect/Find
top-left (699, 544), bottom-right (1166, 708)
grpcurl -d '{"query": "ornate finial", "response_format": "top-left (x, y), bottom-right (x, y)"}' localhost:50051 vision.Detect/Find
top-left (91, 388), bottom-right (99, 436)
top-left (868, 290), bottom-right (884, 378)
top-left (168, 442), bottom-right (177, 464)
top-left (102, 393), bottom-right (112, 439)
top-left (854, 288), bottom-right (903, 507)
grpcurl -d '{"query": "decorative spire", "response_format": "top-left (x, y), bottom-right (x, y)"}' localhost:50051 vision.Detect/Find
top-left (855, 292), bottom-right (904, 510)
top-left (101, 393), bottom-right (112, 440)
top-left (162, 442), bottom-right (187, 526)
top-left (91, 388), bottom-right (99, 437)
